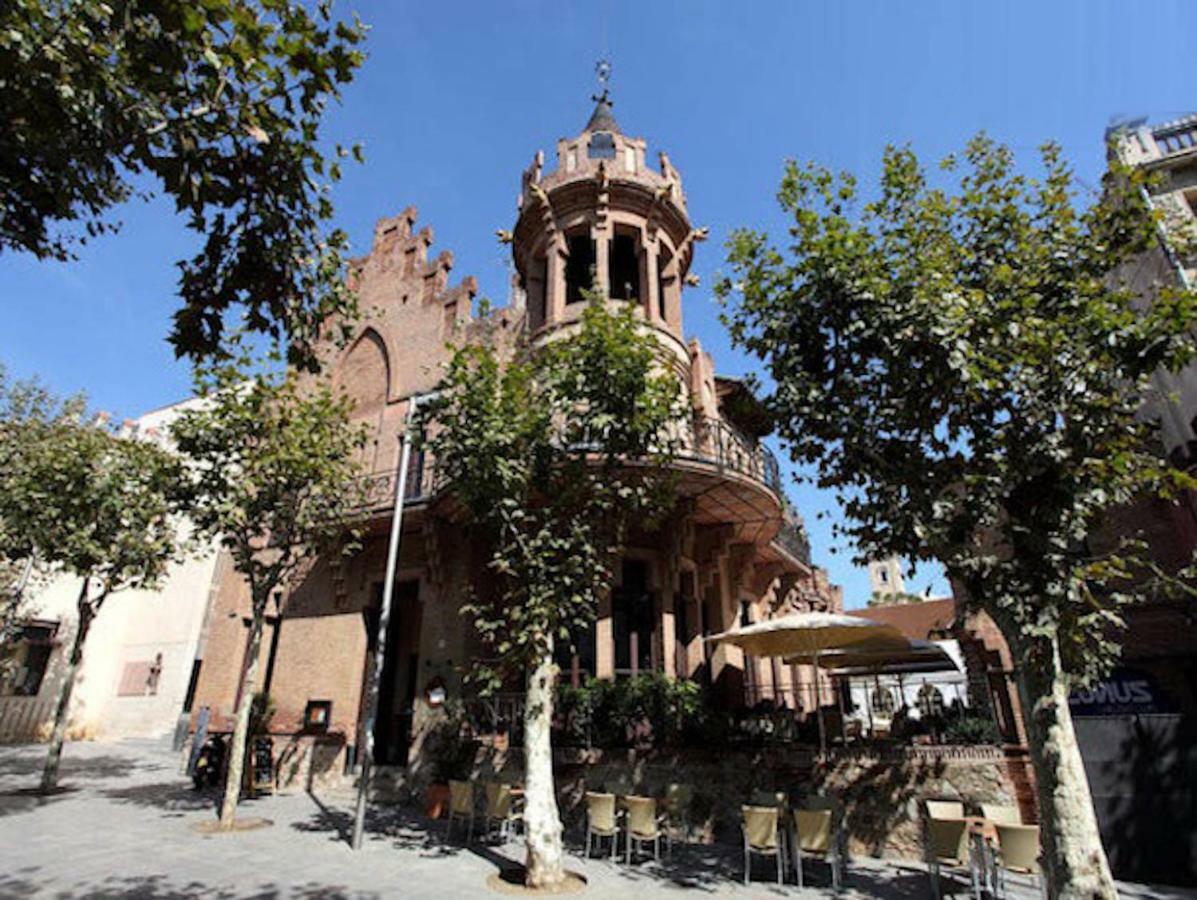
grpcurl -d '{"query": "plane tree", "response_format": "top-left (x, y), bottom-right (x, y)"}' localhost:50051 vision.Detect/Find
top-left (1, 0), bottom-right (367, 371)
top-left (425, 296), bottom-right (682, 888)
top-left (171, 352), bottom-right (368, 829)
top-left (0, 381), bottom-right (185, 791)
top-left (716, 136), bottom-right (1197, 898)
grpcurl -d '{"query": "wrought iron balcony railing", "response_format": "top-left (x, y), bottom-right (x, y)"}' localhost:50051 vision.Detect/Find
top-left (773, 518), bottom-right (811, 566)
top-left (674, 415), bottom-right (783, 498)
top-left (353, 414), bottom-right (786, 514)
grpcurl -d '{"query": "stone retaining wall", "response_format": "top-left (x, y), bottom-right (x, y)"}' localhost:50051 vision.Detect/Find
top-left (461, 742), bottom-right (1033, 862)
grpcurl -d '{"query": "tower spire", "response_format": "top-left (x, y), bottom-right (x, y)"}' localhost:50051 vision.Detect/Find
top-left (585, 58), bottom-right (619, 133)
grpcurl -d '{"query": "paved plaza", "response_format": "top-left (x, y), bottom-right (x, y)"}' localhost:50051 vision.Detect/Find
top-left (0, 741), bottom-right (1191, 899)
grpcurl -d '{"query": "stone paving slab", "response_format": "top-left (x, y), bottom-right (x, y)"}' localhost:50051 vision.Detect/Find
top-left (0, 742), bottom-right (1191, 899)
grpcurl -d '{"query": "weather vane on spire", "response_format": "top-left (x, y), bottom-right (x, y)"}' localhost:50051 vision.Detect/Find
top-left (593, 58), bottom-right (612, 104)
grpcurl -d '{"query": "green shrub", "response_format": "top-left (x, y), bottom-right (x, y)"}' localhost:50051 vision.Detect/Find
top-left (942, 714), bottom-right (1000, 745)
top-left (554, 674), bottom-right (711, 749)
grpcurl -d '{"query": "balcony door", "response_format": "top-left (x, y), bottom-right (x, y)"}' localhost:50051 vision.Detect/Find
top-left (613, 559), bottom-right (656, 676)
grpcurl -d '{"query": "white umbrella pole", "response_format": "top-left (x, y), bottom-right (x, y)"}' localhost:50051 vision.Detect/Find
top-left (836, 673), bottom-right (848, 743)
top-left (815, 649), bottom-right (826, 756)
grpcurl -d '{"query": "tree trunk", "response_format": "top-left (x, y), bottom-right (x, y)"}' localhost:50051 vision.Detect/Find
top-left (523, 641), bottom-right (566, 888)
top-left (1014, 633), bottom-right (1117, 899)
top-left (40, 576), bottom-right (93, 793)
top-left (219, 602), bottom-right (266, 829)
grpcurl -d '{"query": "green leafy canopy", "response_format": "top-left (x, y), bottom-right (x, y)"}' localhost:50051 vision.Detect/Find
top-left (0, 0), bottom-right (368, 371)
top-left (716, 135), bottom-right (1197, 681)
top-left (0, 364), bottom-right (186, 602)
top-left (170, 347), bottom-right (370, 612)
top-left (424, 293), bottom-right (684, 691)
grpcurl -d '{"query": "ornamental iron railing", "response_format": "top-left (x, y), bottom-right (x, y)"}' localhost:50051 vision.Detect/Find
top-left (353, 414), bottom-right (786, 516)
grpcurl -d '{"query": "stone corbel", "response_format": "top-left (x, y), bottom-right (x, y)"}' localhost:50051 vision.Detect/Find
top-left (644, 182), bottom-right (674, 243)
top-left (528, 183), bottom-right (560, 240)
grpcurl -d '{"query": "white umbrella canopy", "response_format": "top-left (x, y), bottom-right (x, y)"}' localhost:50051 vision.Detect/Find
top-left (706, 611), bottom-right (907, 755)
top-left (706, 611), bottom-right (906, 657)
top-left (784, 638), bottom-right (957, 674)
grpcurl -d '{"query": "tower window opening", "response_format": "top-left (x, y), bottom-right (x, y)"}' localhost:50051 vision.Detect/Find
top-left (588, 132), bottom-right (616, 160)
top-left (565, 233), bottom-right (596, 304)
top-left (528, 255), bottom-right (547, 328)
top-left (608, 232), bottom-right (639, 302)
top-left (656, 248), bottom-right (673, 321)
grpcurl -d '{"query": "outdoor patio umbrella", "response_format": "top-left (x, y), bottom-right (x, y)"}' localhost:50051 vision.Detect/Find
top-left (706, 612), bottom-right (906, 753)
top-left (784, 638), bottom-right (956, 674)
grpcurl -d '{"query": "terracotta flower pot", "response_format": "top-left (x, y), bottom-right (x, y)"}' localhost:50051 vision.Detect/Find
top-left (425, 782), bottom-right (450, 819)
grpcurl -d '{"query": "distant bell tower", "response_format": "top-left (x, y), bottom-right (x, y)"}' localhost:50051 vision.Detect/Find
top-left (868, 556), bottom-right (906, 598)
top-left (510, 62), bottom-right (706, 373)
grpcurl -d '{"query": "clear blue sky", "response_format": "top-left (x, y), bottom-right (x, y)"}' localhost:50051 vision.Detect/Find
top-left (2, 0), bottom-right (1193, 607)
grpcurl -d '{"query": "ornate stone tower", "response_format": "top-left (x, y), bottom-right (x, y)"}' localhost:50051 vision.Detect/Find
top-left (510, 83), bottom-right (706, 375)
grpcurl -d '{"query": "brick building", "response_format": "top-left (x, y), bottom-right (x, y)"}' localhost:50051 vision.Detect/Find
top-left (186, 92), bottom-right (842, 784)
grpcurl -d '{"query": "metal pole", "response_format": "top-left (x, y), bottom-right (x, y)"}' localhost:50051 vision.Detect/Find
top-left (815, 650), bottom-right (826, 756)
top-left (350, 396), bottom-right (424, 850)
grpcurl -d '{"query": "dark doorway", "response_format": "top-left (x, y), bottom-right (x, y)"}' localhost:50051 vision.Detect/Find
top-left (363, 580), bottom-right (421, 765)
top-left (613, 559), bottom-right (655, 675)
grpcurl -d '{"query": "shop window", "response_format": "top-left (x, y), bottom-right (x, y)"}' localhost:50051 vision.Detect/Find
top-left (565, 233), bottom-right (596, 304)
top-left (608, 231), bottom-right (639, 302)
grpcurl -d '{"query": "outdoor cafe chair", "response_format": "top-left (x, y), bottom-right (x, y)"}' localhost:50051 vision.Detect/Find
top-left (994, 823), bottom-right (1047, 899)
top-left (981, 803), bottom-right (1022, 826)
top-left (583, 792), bottom-right (619, 862)
top-left (662, 783), bottom-right (693, 858)
top-left (926, 816), bottom-right (980, 900)
top-left (624, 795), bottom-right (665, 864)
top-left (790, 799), bottom-right (847, 885)
top-left (741, 805), bottom-right (784, 886)
top-left (446, 779), bottom-right (476, 843)
top-left (482, 781), bottom-right (522, 843)
top-left (926, 799), bottom-right (966, 820)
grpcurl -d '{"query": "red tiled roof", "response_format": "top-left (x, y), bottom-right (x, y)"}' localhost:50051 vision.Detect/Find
top-left (848, 598), bottom-right (957, 641)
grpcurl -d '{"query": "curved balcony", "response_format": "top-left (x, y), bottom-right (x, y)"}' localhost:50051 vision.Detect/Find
top-left (351, 415), bottom-right (800, 563)
top-left (674, 415), bottom-right (783, 499)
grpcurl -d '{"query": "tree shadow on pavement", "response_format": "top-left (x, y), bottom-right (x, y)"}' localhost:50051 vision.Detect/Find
top-left (0, 753), bottom-right (155, 783)
top-left (291, 790), bottom-right (464, 858)
top-left (3, 871), bottom-right (375, 899)
top-left (0, 785), bottom-right (78, 818)
top-left (100, 781), bottom-right (221, 817)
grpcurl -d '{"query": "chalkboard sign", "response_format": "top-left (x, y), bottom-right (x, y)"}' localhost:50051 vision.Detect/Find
top-left (251, 736), bottom-right (274, 794)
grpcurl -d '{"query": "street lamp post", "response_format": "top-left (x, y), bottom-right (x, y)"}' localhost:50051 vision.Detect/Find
top-left (350, 392), bottom-right (435, 850)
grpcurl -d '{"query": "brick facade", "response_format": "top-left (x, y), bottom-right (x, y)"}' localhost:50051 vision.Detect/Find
top-left (188, 99), bottom-right (840, 778)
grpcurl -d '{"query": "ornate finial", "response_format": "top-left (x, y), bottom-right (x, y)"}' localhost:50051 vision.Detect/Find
top-left (593, 58), bottom-right (612, 104)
